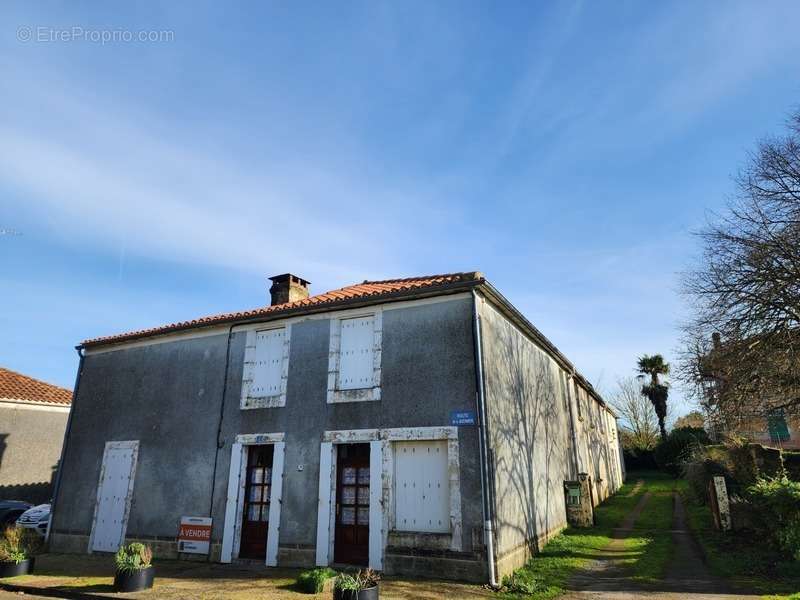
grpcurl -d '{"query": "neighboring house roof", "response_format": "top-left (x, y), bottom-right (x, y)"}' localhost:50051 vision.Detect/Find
top-left (0, 367), bottom-right (72, 406)
top-left (80, 270), bottom-right (612, 413)
top-left (82, 272), bottom-right (484, 347)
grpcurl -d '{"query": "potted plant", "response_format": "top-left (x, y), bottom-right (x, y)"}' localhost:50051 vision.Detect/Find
top-left (333, 569), bottom-right (380, 600)
top-left (113, 542), bottom-right (154, 592)
top-left (0, 526), bottom-right (41, 577)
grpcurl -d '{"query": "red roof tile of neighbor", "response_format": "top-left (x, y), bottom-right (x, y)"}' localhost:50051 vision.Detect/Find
top-left (0, 367), bottom-right (72, 405)
top-left (82, 272), bottom-right (485, 347)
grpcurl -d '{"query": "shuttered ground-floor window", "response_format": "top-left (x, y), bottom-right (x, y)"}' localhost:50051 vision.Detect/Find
top-left (394, 440), bottom-right (450, 533)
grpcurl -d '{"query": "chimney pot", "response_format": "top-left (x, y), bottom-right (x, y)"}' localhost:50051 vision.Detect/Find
top-left (268, 273), bottom-right (310, 306)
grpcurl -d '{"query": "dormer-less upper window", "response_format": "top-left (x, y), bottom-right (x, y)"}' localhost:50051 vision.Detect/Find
top-left (327, 311), bottom-right (382, 403)
top-left (241, 326), bottom-right (290, 409)
top-left (338, 316), bottom-right (376, 390)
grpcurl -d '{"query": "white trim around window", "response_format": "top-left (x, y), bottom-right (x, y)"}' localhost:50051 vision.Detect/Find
top-left (326, 310), bottom-right (382, 403)
top-left (314, 426), bottom-right (461, 571)
top-left (220, 433), bottom-right (285, 566)
top-left (240, 325), bottom-right (291, 409)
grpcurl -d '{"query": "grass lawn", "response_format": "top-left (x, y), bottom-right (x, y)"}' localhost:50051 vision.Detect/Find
top-left (677, 481), bottom-right (800, 600)
top-left (500, 471), bottom-right (676, 599)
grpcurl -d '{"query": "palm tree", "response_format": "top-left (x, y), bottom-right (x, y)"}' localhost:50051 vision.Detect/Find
top-left (637, 354), bottom-right (670, 440)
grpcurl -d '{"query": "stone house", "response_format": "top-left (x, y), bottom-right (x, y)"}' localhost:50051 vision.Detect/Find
top-left (0, 367), bottom-right (72, 504)
top-left (49, 272), bottom-right (623, 583)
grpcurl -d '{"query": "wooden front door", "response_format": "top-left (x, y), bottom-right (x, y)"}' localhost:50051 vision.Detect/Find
top-left (239, 445), bottom-right (273, 560)
top-left (334, 443), bottom-right (370, 565)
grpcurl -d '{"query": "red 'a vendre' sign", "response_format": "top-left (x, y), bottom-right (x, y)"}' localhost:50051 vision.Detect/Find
top-left (177, 516), bottom-right (212, 554)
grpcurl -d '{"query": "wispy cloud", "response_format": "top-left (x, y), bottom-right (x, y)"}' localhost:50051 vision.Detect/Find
top-left (0, 66), bottom-right (459, 289)
top-left (1, 0), bottom-right (799, 410)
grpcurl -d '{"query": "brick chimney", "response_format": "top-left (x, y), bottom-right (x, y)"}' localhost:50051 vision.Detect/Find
top-left (268, 274), bottom-right (310, 306)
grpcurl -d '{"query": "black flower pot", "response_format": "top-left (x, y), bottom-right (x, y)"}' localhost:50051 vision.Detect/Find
top-left (333, 584), bottom-right (379, 600)
top-left (114, 566), bottom-right (154, 592)
top-left (0, 558), bottom-right (34, 578)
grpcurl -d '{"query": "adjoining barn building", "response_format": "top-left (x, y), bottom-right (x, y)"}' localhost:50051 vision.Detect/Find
top-left (0, 367), bottom-right (72, 504)
top-left (49, 272), bottom-right (623, 583)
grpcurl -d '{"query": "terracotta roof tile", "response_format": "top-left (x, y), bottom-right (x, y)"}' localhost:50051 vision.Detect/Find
top-left (0, 367), bottom-right (72, 406)
top-left (83, 271), bottom-right (484, 348)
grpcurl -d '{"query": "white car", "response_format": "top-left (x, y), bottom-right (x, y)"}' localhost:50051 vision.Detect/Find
top-left (16, 504), bottom-right (50, 536)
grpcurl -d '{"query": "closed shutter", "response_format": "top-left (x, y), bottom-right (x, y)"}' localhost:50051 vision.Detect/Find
top-left (91, 442), bottom-right (138, 552)
top-left (338, 317), bottom-right (375, 390)
top-left (394, 440), bottom-right (449, 533)
top-left (251, 329), bottom-right (285, 397)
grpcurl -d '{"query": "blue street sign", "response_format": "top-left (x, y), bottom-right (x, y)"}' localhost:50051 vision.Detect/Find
top-left (450, 410), bottom-right (477, 426)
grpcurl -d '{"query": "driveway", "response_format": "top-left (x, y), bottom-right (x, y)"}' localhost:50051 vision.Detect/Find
top-left (561, 491), bottom-right (759, 600)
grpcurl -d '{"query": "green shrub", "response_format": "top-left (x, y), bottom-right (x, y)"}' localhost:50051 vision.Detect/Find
top-left (655, 427), bottom-right (710, 476)
top-left (114, 542), bottom-right (153, 574)
top-left (0, 527), bottom-right (41, 564)
top-left (502, 571), bottom-right (547, 594)
top-left (296, 567), bottom-right (336, 593)
top-left (747, 474), bottom-right (800, 561)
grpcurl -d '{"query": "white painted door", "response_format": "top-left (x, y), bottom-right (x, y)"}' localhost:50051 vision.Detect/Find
top-left (90, 441), bottom-right (139, 552)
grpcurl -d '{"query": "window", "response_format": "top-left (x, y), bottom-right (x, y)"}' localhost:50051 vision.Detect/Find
top-left (339, 316), bottom-right (376, 390)
top-left (394, 440), bottom-right (449, 533)
top-left (327, 312), bottom-right (382, 403)
top-left (241, 326), bottom-right (289, 409)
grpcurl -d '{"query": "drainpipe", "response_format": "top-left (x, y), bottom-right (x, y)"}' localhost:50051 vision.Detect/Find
top-left (46, 346), bottom-right (85, 543)
top-left (209, 323), bottom-right (237, 516)
top-left (472, 290), bottom-right (498, 588)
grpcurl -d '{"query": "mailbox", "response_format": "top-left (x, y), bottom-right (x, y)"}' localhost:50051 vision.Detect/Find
top-left (566, 483), bottom-right (581, 506)
top-left (564, 477), bottom-right (593, 527)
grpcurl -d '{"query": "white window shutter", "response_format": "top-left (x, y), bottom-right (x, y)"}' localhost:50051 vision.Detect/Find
top-left (240, 331), bottom-right (257, 406)
top-left (221, 443), bottom-right (243, 563)
top-left (338, 317), bottom-right (375, 390)
top-left (394, 441), bottom-right (449, 533)
top-left (251, 329), bottom-right (285, 397)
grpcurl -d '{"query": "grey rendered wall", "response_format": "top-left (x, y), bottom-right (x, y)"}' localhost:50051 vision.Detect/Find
top-left (52, 295), bottom-right (482, 566)
top-left (478, 299), bottom-right (575, 568)
top-left (51, 333), bottom-right (230, 539)
top-left (570, 386), bottom-right (623, 504)
top-left (0, 404), bottom-right (68, 503)
top-left (211, 297), bottom-right (482, 559)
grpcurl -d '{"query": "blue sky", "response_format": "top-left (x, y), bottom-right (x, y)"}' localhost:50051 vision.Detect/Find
top-left (2, 2), bottom-right (799, 418)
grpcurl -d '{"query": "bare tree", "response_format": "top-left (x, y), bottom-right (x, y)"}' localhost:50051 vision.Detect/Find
top-left (680, 109), bottom-right (800, 426)
top-left (610, 377), bottom-right (661, 451)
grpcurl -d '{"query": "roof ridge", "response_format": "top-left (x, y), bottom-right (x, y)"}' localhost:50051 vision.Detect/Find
top-left (360, 271), bottom-right (483, 286)
top-left (82, 271), bottom-right (485, 347)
